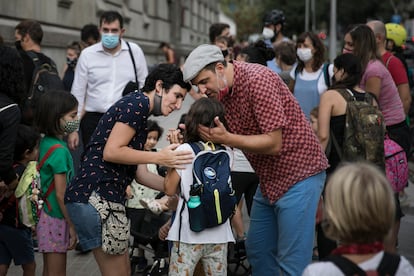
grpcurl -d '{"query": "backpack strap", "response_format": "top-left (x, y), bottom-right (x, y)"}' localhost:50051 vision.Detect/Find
top-left (37, 144), bottom-right (63, 212)
top-left (385, 55), bottom-right (394, 69)
top-left (377, 252), bottom-right (401, 275)
top-left (0, 103), bottom-right (18, 113)
top-left (325, 252), bottom-right (401, 275)
top-left (336, 88), bottom-right (356, 102)
top-left (177, 191), bottom-right (186, 255)
top-left (189, 141), bottom-right (205, 155)
top-left (126, 42), bottom-right (139, 87)
top-left (325, 255), bottom-right (366, 275)
top-left (323, 63), bottom-right (331, 88)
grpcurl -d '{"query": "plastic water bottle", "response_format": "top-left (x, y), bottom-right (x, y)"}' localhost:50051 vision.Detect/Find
top-left (187, 195), bottom-right (201, 208)
top-left (187, 195), bottom-right (205, 232)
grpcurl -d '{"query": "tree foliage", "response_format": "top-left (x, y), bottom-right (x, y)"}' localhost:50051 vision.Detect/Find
top-left (221, 0), bottom-right (413, 41)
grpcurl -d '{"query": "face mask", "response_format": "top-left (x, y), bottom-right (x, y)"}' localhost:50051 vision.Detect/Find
top-left (15, 40), bottom-right (23, 51)
top-left (151, 92), bottom-right (163, 116)
top-left (63, 118), bottom-right (80, 134)
top-left (101, 33), bottom-right (119, 49)
top-left (262, 27), bottom-right (275, 40)
top-left (342, 47), bottom-right (353, 54)
top-left (66, 57), bottom-right (77, 68)
top-left (216, 71), bottom-right (230, 101)
top-left (297, 48), bottom-right (313, 62)
top-left (221, 49), bottom-right (229, 57)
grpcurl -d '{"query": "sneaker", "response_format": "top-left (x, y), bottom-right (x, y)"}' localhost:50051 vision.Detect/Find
top-left (32, 238), bottom-right (38, 252)
top-left (140, 198), bottom-right (163, 215)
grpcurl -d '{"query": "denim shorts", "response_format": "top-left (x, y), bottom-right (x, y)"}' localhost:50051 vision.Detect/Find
top-left (66, 202), bottom-right (101, 251)
top-left (0, 224), bottom-right (34, 265)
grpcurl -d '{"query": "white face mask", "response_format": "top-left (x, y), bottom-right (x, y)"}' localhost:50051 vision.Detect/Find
top-left (297, 48), bottom-right (313, 62)
top-left (262, 27), bottom-right (275, 40)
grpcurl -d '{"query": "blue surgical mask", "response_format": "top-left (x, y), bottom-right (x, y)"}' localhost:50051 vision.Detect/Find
top-left (101, 33), bottom-right (119, 49)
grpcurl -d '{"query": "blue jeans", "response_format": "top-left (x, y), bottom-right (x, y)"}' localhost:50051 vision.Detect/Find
top-left (66, 202), bottom-right (101, 251)
top-left (245, 171), bottom-right (325, 276)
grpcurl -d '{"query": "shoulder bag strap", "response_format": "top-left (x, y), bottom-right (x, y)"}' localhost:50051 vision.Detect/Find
top-left (126, 42), bottom-right (139, 86)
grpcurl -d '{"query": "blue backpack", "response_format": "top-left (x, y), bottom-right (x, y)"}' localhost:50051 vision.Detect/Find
top-left (180, 141), bottom-right (236, 233)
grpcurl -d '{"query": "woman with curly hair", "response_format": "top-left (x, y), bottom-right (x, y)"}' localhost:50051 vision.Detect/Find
top-left (288, 32), bottom-right (333, 121)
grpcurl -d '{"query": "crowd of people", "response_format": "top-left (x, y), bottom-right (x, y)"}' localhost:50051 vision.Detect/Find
top-left (1, 7), bottom-right (414, 276)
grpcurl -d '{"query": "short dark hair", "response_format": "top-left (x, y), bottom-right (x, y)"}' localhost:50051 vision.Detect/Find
top-left (15, 20), bottom-right (43, 45)
top-left (158, 42), bottom-right (170, 49)
top-left (331, 53), bottom-right (362, 90)
top-left (14, 124), bottom-right (40, 162)
top-left (209, 23), bottom-right (230, 44)
top-left (100, 11), bottom-right (124, 29)
top-left (67, 41), bottom-right (81, 56)
top-left (142, 63), bottom-right (191, 93)
top-left (34, 90), bottom-right (78, 136)
top-left (80, 24), bottom-right (100, 43)
top-left (184, 98), bottom-right (228, 143)
top-left (274, 41), bottom-right (296, 66)
top-left (240, 40), bottom-right (275, 66)
top-left (147, 120), bottom-right (164, 139)
top-left (0, 45), bottom-right (26, 105)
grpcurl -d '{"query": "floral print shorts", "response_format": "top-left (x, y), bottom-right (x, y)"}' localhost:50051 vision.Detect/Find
top-left (36, 209), bottom-right (69, 253)
top-left (169, 241), bottom-right (227, 275)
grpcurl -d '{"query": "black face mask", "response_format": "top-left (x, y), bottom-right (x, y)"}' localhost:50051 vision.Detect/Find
top-left (66, 57), bottom-right (78, 68)
top-left (15, 40), bottom-right (23, 51)
top-left (221, 49), bottom-right (229, 58)
top-left (151, 93), bottom-right (163, 116)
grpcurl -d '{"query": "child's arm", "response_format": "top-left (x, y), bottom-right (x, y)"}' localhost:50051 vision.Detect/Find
top-left (135, 164), bottom-right (164, 191)
top-left (54, 173), bottom-right (77, 250)
top-left (164, 167), bottom-right (180, 196)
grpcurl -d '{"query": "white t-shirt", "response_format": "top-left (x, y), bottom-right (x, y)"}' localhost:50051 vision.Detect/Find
top-left (289, 63), bottom-right (334, 95)
top-left (302, 251), bottom-right (414, 276)
top-left (231, 148), bottom-right (254, 173)
top-left (166, 143), bottom-right (235, 244)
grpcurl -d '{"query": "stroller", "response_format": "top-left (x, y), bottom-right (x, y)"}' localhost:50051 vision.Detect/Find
top-left (129, 208), bottom-right (251, 276)
top-left (128, 208), bottom-right (171, 276)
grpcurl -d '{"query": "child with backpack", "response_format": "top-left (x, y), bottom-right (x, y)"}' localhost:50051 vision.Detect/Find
top-left (33, 90), bottom-right (78, 275)
top-left (0, 124), bottom-right (40, 276)
top-left (164, 98), bottom-right (235, 275)
top-left (302, 162), bottom-right (414, 275)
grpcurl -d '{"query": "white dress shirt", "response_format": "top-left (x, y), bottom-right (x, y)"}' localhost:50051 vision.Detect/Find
top-left (71, 39), bottom-right (148, 115)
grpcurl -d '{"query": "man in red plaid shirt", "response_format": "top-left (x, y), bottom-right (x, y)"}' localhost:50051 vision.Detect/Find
top-left (183, 44), bottom-right (328, 275)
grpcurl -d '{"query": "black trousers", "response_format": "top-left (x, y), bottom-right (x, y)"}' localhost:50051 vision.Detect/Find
top-left (80, 112), bottom-right (104, 149)
top-left (231, 171), bottom-right (259, 216)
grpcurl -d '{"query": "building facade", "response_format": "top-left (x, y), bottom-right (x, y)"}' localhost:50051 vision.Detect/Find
top-left (0, 0), bottom-right (220, 71)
